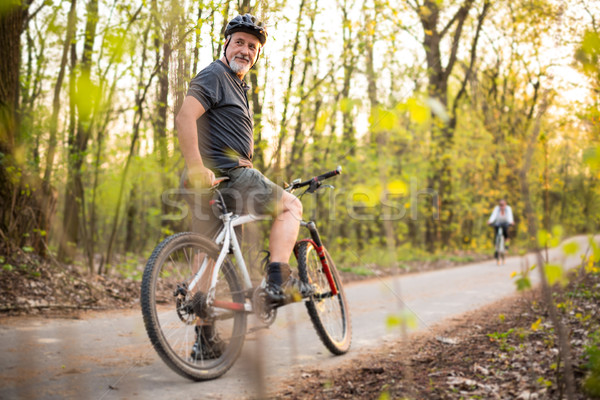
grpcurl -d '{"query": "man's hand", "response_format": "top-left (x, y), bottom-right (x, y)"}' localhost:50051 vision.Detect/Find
top-left (188, 165), bottom-right (215, 188)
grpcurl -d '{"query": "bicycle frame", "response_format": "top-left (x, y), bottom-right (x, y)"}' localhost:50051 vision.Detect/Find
top-left (185, 210), bottom-right (339, 314)
top-left (185, 212), bottom-right (268, 314)
top-left (495, 225), bottom-right (505, 253)
top-left (186, 166), bottom-right (343, 315)
top-left (295, 222), bottom-right (338, 296)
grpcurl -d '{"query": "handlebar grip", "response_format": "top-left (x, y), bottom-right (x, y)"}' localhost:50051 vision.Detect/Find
top-left (316, 166), bottom-right (342, 182)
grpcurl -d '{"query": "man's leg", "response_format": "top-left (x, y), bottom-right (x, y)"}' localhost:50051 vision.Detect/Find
top-left (269, 191), bottom-right (302, 263)
top-left (263, 191), bottom-right (313, 300)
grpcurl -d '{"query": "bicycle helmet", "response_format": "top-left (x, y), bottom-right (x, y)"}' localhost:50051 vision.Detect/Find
top-left (224, 14), bottom-right (267, 45)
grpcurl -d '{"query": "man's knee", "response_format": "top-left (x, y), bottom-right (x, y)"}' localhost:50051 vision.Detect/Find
top-left (281, 192), bottom-right (302, 220)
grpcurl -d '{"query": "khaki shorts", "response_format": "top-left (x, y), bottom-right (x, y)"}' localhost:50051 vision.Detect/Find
top-left (179, 167), bottom-right (283, 238)
top-left (219, 167), bottom-right (284, 217)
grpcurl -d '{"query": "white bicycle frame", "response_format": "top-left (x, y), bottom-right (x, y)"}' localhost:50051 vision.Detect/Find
top-left (496, 225), bottom-right (505, 254)
top-left (182, 170), bottom-right (337, 315)
top-left (185, 211), bottom-right (270, 313)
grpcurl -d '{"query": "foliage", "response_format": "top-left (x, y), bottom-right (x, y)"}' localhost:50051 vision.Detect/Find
top-left (584, 329), bottom-right (600, 397)
top-left (0, 0), bottom-right (598, 279)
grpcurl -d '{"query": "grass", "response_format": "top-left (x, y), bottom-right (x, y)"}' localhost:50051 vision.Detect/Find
top-left (339, 265), bottom-right (375, 276)
top-left (333, 244), bottom-right (485, 272)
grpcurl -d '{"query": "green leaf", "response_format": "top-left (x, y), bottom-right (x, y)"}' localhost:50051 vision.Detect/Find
top-left (352, 184), bottom-right (381, 207)
top-left (22, 246), bottom-right (34, 253)
top-left (339, 98), bottom-right (360, 113)
top-left (551, 225), bottom-right (563, 247)
top-left (563, 242), bottom-right (580, 256)
top-left (378, 392), bottom-right (391, 400)
top-left (314, 110), bottom-right (330, 132)
top-left (516, 277), bottom-right (531, 291)
top-left (582, 30), bottom-right (600, 57)
top-left (537, 229), bottom-right (549, 247)
top-left (370, 106), bottom-right (397, 133)
top-left (591, 237), bottom-right (600, 262)
top-left (545, 264), bottom-right (566, 286)
top-left (387, 180), bottom-right (408, 195)
top-left (386, 311), bottom-right (418, 330)
top-left (584, 147), bottom-right (600, 171)
top-left (406, 98), bottom-right (429, 124)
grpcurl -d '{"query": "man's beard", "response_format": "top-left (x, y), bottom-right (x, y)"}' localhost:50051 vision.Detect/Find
top-left (229, 56), bottom-right (251, 75)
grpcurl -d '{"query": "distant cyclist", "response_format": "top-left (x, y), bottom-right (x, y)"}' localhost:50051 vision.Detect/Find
top-left (487, 199), bottom-right (514, 252)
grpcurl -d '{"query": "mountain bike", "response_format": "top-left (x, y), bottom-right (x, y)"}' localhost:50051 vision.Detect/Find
top-left (494, 224), bottom-right (506, 265)
top-left (140, 167), bottom-right (351, 381)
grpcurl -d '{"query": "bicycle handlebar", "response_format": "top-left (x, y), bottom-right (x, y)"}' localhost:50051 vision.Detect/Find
top-left (288, 166), bottom-right (342, 192)
top-left (316, 166), bottom-right (342, 182)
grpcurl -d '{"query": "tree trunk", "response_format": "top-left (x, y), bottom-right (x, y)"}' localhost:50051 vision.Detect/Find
top-left (0, 1), bottom-right (51, 255)
top-left (274, 0), bottom-right (306, 173)
top-left (58, 0), bottom-right (99, 262)
top-left (287, 0), bottom-right (317, 178)
top-left (124, 186), bottom-right (137, 253)
top-left (43, 0), bottom-right (77, 185)
top-left (415, 0), bottom-right (489, 250)
top-left (215, 1), bottom-right (231, 60)
top-left (154, 15), bottom-right (172, 169)
top-left (249, 69), bottom-right (265, 171)
top-left (339, 0), bottom-right (357, 156)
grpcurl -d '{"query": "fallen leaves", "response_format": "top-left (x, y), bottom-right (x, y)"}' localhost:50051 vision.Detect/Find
top-left (275, 270), bottom-right (600, 400)
top-left (0, 254), bottom-right (140, 315)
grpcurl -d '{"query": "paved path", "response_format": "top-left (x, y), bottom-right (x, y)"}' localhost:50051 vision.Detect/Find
top-left (0, 235), bottom-right (596, 399)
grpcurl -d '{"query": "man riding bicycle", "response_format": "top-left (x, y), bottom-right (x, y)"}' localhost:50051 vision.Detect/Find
top-left (487, 199), bottom-right (514, 255)
top-left (175, 14), bottom-right (311, 359)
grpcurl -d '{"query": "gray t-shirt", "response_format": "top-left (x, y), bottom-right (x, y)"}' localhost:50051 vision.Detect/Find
top-left (187, 60), bottom-right (253, 172)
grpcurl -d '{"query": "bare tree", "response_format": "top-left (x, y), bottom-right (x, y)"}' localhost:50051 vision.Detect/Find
top-left (405, 0), bottom-right (490, 249)
top-left (58, 0), bottom-right (100, 261)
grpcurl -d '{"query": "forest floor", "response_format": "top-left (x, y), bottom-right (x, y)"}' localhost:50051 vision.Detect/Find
top-left (274, 268), bottom-right (600, 400)
top-left (0, 249), bottom-right (487, 316)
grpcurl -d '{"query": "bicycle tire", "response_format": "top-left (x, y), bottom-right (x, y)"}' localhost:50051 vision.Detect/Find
top-left (499, 234), bottom-right (505, 264)
top-left (495, 230), bottom-right (501, 261)
top-left (296, 241), bottom-right (352, 355)
top-left (496, 232), bottom-right (505, 263)
top-left (141, 232), bottom-right (247, 381)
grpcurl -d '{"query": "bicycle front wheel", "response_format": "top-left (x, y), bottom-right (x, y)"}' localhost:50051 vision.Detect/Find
top-left (141, 232), bottom-right (247, 381)
top-left (296, 241), bottom-right (352, 355)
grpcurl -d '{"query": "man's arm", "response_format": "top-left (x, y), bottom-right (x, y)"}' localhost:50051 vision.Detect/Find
top-left (175, 95), bottom-right (215, 187)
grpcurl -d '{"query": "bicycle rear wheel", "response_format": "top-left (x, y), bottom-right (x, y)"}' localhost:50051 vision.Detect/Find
top-left (141, 232), bottom-right (247, 381)
top-left (495, 230), bottom-right (505, 265)
top-left (296, 241), bottom-right (351, 355)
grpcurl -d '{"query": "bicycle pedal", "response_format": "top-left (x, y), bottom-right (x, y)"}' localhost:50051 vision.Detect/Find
top-left (252, 287), bottom-right (277, 326)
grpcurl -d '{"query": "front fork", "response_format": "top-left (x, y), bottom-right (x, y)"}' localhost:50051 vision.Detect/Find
top-left (295, 221), bottom-right (339, 296)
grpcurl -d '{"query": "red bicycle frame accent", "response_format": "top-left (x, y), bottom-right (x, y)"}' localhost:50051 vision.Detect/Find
top-left (213, 300), bottom-right (245, 312)
top-left (295, 239), bottom-right (338, 296)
